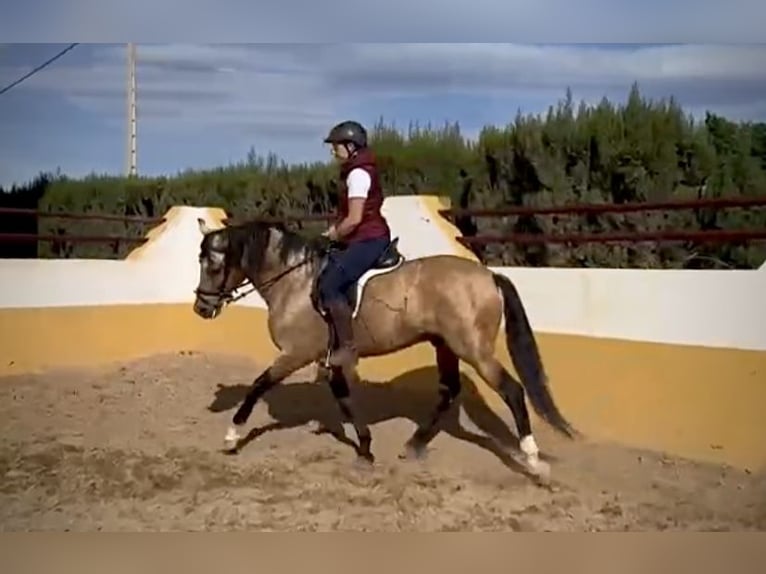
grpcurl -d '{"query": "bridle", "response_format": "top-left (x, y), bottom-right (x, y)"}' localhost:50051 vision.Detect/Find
top-left (193, 243), bottom-right (326, 309)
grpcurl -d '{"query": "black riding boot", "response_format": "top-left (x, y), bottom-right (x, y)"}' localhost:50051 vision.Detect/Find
top-left (325, 299), bottom-right (358, 368)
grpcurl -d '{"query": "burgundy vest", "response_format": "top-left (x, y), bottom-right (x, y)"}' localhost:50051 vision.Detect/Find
top-left (337, 148), bottom-right (390, 244)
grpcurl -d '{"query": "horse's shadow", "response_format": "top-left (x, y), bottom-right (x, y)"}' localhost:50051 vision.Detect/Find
top-left (208, 366), bottom-right (558, 476)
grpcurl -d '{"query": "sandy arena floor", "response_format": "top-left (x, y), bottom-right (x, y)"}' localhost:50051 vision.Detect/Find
top-left (1, 351), bottom-right (764, 531)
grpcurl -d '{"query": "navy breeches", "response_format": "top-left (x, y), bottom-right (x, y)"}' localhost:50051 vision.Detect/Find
top-left (318, 236), bottom-right (390, 305)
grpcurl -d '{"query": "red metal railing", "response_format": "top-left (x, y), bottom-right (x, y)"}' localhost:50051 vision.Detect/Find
top-left (0, 233), bottom-right (149, 245)
top-left (2, 196), bottom-right (765, 251)
top-left (441, 196), bottom-right (766, 246)
top-left (0, 207), bottom-right (332, 252)
top-left (440, 195), bottom-right (766, 218)
top-left (0, 206), bottom-right (164, 224)
top-left (0, 206), bottom-right (164, 252)
top-left (223, 213), bottom-right (334, 225)
top-left (458, 229), bottom-right (766, 246)
top-left (0, 208), bottom-right (332, 243)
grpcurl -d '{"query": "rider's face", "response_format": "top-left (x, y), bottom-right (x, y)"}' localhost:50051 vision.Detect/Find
top-left (330, 143), bottom-right (350, 161)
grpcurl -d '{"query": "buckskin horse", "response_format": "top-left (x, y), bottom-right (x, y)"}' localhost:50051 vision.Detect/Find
top-left (192, 216), bottom-right (576, 482)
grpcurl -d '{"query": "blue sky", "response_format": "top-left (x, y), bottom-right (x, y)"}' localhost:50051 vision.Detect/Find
top-left (1, 42), bottom-right (766, 189)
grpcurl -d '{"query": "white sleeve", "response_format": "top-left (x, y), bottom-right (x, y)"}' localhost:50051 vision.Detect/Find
top-left (346, 168), bottom-right (371, 199)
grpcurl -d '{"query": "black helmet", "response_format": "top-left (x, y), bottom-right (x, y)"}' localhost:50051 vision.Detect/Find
top-left (324, 120), bottom-right (368, 148)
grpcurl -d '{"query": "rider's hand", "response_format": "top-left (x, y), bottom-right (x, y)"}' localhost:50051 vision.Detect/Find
top-left (323, 225), bottom-right (338, 241)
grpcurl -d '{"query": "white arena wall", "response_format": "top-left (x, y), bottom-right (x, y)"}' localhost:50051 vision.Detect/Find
top-left (1, 195), bottom-right (764, 471)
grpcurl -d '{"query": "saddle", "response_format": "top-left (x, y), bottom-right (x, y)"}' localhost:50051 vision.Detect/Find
top-left (310, 238), bottom-right (405, 358)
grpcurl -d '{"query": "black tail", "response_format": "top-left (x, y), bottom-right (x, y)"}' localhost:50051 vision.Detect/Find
top-left (492, 272), bottom-right (577, 439)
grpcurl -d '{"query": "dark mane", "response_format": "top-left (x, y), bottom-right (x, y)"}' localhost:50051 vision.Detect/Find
top-left (224, 219), bottom-right (327, 271)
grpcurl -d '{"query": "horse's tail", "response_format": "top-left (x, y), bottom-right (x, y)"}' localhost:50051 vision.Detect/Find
top-left (492, 272), bottom-right (577, 439)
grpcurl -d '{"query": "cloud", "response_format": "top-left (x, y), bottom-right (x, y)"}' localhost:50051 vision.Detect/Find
top-left (3, 1), bottom-right (766, 42)
top-left (324, 44), bottom-right (766, 101)
top-left (2, 44), bottom-right (341, 143)
top-left (2, 42), bottom-right (766, 187)
top-left (4, 43), bottom-right (766, 126)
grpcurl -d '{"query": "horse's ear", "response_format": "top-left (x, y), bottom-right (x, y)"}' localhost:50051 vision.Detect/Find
top-left (197, 217), bottom-right (212, 235)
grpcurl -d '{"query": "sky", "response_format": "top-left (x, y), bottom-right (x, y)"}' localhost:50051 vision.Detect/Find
top-left (1, 42), bottom-right (766, 189)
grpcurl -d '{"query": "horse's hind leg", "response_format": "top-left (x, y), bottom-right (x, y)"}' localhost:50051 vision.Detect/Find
top-left (328, 365), bottom-right (374, 464)
top-left (467, 351), bottom-right (549, 482)
top-left (402, 337), bottom-right (462, 460)
top-left (444, 318), bottom-right (548, 481)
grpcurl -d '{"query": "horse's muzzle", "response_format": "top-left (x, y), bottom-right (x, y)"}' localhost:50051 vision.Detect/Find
top-left (193, 291), bottom-right (224, 319)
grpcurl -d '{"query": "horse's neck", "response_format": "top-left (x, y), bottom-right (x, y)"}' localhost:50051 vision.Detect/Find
top-left (249, 241), bottom-right (317, 308)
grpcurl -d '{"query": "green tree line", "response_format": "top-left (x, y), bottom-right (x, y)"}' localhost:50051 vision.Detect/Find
top-left (2, 83), bottom-right (765, 268)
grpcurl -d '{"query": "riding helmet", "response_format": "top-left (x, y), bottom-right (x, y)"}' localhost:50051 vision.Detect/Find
top-left (324, 120), bottom-right (368, 148)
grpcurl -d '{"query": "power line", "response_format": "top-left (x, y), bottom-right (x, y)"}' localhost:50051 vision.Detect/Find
top-left (0, 43), bottom-right (79, 97)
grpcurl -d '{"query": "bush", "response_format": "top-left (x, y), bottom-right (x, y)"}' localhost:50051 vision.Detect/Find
top-left (4, 84), bottom-right (765, 268)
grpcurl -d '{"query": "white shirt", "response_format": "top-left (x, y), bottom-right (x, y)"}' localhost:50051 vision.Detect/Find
top-left (346, 168), bottom-right (371, 199)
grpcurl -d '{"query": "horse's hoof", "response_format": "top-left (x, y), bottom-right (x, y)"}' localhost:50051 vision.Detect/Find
top-left (354, 454), bottom-right (375, 469)
top-left (399, 441), bottom-right (427, 461)
top-left (528, 457), bottom-right (551, 486)
top-left (223, 426), bottom-right (241, 452)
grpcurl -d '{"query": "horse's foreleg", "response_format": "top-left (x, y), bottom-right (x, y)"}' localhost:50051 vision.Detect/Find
top-left (328, 365), bottom-right (374, 464)
top-left (224, 351), bottom-right (313, 450)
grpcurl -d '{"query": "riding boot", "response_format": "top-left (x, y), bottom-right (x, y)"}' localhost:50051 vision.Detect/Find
top-left (325, 299), bottom-right (358, 368)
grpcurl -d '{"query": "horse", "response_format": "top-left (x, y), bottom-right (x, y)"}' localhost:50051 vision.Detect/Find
top-left (192, 216), bottom-right (577, 482)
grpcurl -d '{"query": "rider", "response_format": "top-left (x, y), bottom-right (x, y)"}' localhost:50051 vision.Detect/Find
top-left (318, 120), bottom-right (392, 368)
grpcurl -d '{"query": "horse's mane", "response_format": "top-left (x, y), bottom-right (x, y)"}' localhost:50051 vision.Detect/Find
top-left (224, 218), bottom-right (327, 268)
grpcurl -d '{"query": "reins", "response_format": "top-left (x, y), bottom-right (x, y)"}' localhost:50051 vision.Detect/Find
top-left (195, 238), bottom-right (338, 308)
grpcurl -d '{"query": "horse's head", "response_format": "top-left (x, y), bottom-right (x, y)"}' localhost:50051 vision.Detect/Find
top-left (193, 217), bottom-right (247, 319)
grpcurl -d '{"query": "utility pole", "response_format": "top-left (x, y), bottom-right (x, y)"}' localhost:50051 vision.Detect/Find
top-left (125, 43), bottom-right (137, 177)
